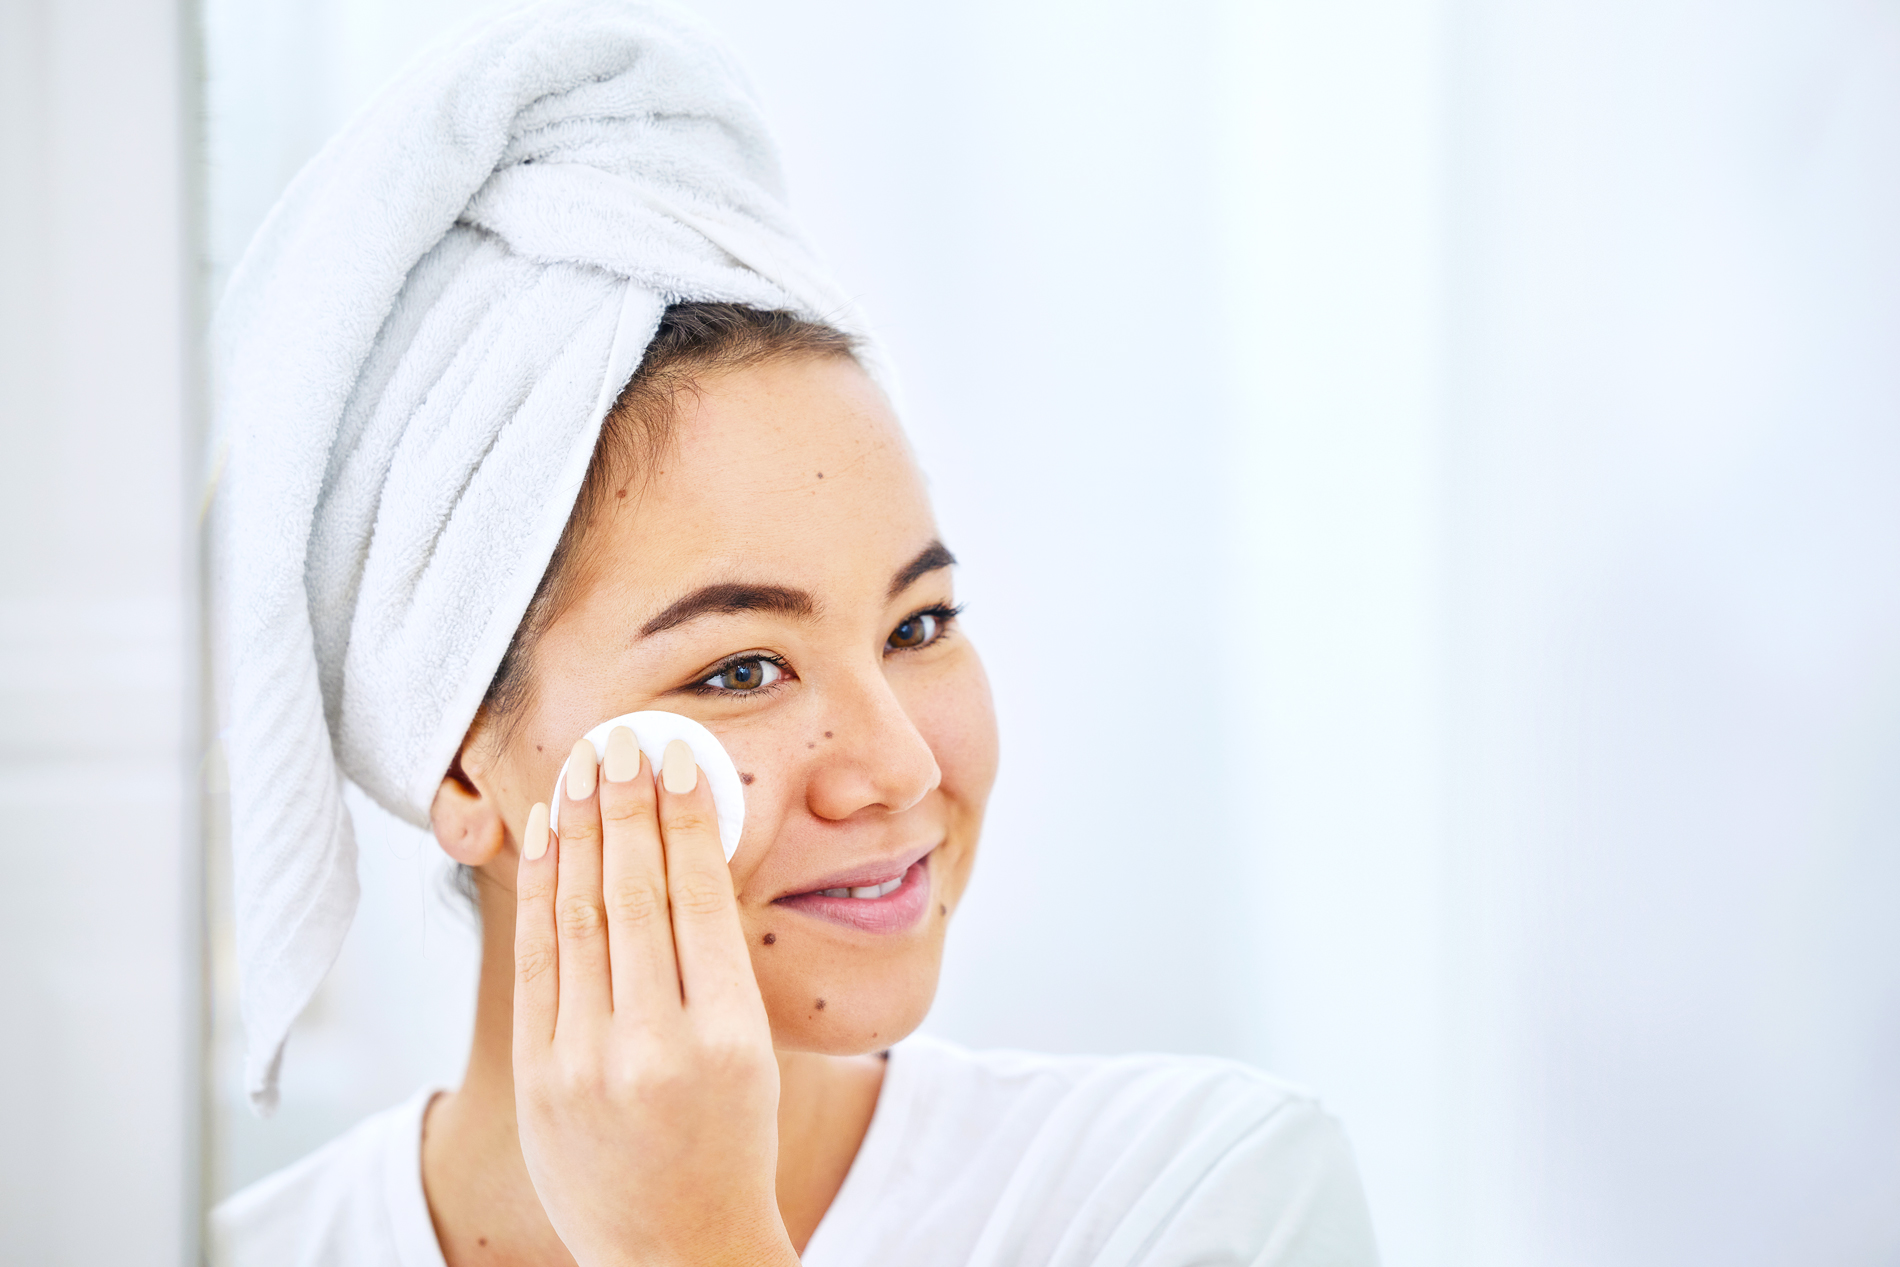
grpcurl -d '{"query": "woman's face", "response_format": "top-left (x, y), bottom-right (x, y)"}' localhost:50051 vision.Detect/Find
top-left (472, 353), bottom-right (997, 1056)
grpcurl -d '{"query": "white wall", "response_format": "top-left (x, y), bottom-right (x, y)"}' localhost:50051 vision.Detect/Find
top-left (0, 0), bottom-right (198, 1262)
top-left (1211, 3), bottom-right (1450, 1256)
top-left (1444, 3), bottom-right (1900, 1262)
top-left (195, 2), bottom-right (1900, 1266)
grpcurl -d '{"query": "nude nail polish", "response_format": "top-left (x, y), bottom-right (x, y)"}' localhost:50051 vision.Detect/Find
top-left (661, 738), bottom-right (697, 794)
top-left (602, 726), bottom-right (640, 782)
top-left (566, 737), bottom-right (597, 800)
top-left (524, 802), bottom-right (549, 861)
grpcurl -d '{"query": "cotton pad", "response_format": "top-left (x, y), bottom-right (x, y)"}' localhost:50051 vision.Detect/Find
top-left (547, 711), bottom-right (747, 861)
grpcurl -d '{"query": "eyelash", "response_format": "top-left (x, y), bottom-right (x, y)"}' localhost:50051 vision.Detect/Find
top-left (892, 603), bottom-right (965, 652)
top-left (688, 650), bottom-right (793, 697)
top-left (686, 603), bottom-right (964, 696)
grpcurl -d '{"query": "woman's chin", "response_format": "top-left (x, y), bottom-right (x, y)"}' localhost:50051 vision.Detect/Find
top-left (758, 952), bottom-right (944, 1056)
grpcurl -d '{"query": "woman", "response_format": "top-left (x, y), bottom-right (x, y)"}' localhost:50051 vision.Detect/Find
top-left (212, 4), bottom-right (1378, 1265)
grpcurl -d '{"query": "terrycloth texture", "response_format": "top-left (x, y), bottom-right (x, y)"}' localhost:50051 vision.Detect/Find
top-left (216, 0), bottom-right (865, 1113)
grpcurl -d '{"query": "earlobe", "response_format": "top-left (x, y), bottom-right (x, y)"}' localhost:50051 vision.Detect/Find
top-left (430, 751), bottom-right (506, 867)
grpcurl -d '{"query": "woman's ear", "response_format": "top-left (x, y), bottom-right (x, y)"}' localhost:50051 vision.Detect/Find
top-left (431, 748), bottom-right (506, 867)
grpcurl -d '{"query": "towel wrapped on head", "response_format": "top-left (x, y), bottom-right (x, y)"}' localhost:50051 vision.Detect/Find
top-left (215, 0), bottom-right (869, 1113)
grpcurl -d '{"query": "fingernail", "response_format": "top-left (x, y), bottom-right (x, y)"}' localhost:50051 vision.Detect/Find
top-left (603, 726), bottom-right (640, 782)
top-left (566, 738), bottom-right (597, 800)
top-left (523, 802), bottom-right (549, 861)
top-left (661, 739), bottom-right (698, 794)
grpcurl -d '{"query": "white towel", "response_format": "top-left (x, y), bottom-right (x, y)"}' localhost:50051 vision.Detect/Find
top-left (214, 0), bottom-right (868, 1113)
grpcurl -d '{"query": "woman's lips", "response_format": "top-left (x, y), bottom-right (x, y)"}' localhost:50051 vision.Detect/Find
top-left (774, 857), bottom-right (932, 935)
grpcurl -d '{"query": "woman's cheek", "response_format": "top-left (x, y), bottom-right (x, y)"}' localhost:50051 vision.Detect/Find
top-left (904, 649), bottom-right (995, 917)
top-left (912, 647), bottom-right (1000, 810)
top-left (703, 713), bottom-right (810, 891)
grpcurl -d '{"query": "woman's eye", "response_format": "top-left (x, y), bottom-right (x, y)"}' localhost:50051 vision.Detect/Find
top-left (702, 656), bottom-right (783, 692)
top-left (887, 612), bottom-right (940, 651)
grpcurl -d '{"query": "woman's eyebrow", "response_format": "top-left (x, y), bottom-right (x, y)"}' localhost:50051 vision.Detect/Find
top-left (889, 539), bottom-right (957, 598)
top-left (639, 583), bottom-right (817, 638)
top-left (637, 542), bottom-right (954, 639)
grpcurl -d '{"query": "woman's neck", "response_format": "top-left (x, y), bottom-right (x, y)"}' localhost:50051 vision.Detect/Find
top-left (419, 868), bottom-right (884, 1266)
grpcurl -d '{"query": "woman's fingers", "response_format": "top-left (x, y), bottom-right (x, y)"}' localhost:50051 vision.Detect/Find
top-left (513, 801), bottom-right (558, 1048)
top-left (656, 740), bottom-right (760, 1017)
top-left (554, 737), bottom-right (613, 1024)
top-left (599, 726), bottom-right (684, 1018)
top-left (527, 729), bottom-right (755, 1039)
top-left (514, 735), bottom-right (787, 1267)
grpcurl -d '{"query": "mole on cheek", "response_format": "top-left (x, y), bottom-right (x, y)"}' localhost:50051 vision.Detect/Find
top-left (807, 742), bottom-right (815, 750)
top-left (815, 998), bottom-right (826, 1010)
top-left (939, 903), bottom-right (948, 916)
top-left (740, 771), bottom-right (755, 785)
top-left (762, 932), bottom-right (776, 945)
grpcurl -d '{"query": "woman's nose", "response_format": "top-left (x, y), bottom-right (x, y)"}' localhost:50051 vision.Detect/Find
top-left (805, 668), bottom-right (941, 821)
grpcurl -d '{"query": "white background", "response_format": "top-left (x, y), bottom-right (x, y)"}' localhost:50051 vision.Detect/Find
top-left (4, 0), bottom-right (1898, 1263)
top-left (1, 0), bottom-right (196, 1261)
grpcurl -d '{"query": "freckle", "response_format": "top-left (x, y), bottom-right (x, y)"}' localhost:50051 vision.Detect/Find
top-left (763, 932), bottom-right (776, 945)
top-left (815, 997), bottom-right (826, 1010)
top-left (615, 487), bottom-right (627, 498)
top-left (740, 771), bottom-right (755, 785)
top-left (478, 1238), bottom-right (488, 1248)
top-left (807, 741), bottom-right (815, 749)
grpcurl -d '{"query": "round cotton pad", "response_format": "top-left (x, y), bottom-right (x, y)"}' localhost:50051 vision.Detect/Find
top-left (546, 711), bottom-right (746, 861)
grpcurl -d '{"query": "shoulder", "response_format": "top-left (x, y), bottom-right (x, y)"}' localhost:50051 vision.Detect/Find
top-left (210, 1088), bottom-right (444, 1267)
top-left (892, 1033), bottom-right (1348, 1179)
top-left (898, 1031), bottom-right (1321, 1124)
top-left (813, 1036), bottom-right (1378, 1267)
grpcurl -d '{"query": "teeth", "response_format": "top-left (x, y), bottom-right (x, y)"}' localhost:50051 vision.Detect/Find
top-left (821, 875), bottom-right (907, 900)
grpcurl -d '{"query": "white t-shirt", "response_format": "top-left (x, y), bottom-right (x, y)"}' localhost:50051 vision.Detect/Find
top-left (213, 1035), bottom-right (1379, 1266)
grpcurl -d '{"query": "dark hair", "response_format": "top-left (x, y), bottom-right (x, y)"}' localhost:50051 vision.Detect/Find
top-left (476, 302), bottom-right (858, 744)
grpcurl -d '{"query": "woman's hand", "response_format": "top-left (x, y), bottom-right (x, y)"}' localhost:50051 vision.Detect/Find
top-left (512, 727), bottom-right (794, 1267)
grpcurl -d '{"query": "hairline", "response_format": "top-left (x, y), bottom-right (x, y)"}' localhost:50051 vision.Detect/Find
top-left (473, 314), bottom-right (862, 753)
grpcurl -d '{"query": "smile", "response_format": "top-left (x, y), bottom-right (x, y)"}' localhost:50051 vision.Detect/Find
top-left (818, 877), bottom-right (905, 900)
top-left (774, 853), bottom-right (934, 935)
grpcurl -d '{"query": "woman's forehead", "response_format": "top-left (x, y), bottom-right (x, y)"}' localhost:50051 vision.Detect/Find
top-left (587, 356), bottom-right (939, 607)
top-left (663, 355), bottom-right (912, 485)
